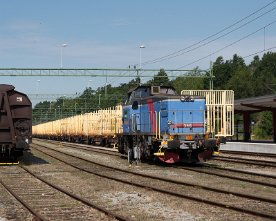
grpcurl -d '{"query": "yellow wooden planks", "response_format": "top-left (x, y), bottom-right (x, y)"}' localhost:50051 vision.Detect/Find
top-left (32, 105), bottom-right (123, 137)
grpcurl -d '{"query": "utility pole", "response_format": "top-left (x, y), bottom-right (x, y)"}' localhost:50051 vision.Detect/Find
top-left (209, 61), bottom-right (214, 90)
top-left (105, 70), bottom-right (107, 97)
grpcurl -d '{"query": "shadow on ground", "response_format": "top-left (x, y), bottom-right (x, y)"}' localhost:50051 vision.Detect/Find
top-left (19, 150), bottom-right (49, 166)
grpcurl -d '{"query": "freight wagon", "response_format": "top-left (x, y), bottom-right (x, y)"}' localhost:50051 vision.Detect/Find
top-left (33, 86), bottom-right (234, 164)
top-left (33, 106), bottom-right (123, 146)
top-left (0, 84), bottom-right (32, 160)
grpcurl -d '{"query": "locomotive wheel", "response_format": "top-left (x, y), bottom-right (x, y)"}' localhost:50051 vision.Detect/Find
top-left (198, 150), bottom-right (213, 162)
top-left (158, 150), bottom-right (180, 164)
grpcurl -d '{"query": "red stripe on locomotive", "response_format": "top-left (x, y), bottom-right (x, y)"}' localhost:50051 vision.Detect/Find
top-left (147, 98), bottom-right (156, 132)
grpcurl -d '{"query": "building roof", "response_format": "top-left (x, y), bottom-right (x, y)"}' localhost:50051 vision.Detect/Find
top-left (235, 94), bottom-right (276, 112)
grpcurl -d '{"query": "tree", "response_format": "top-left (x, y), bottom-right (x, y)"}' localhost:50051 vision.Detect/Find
top-left (212, 56), bottom-right (231, 89)
top-left (231, 54), bottom-right (246, 72)
top-left (253, 52), bottom-right (276, 95)
top-left (146, 69), bottom-right (171, 86)
top-left (225, 66), bottom-right (254, 99)
top-left (249, 55), bottom-right (260, 73)
top-left (213, 54), bottom-right (245, 90)
top-left (172, 67), bottom-right (205, 93)
top-left (254, 112), bottom-right (273, 140)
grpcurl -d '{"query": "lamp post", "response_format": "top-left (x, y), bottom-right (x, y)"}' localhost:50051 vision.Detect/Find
top-left (139, 45), bottom-right (145, 69)
top-left (60, 43), bottom-right (68, 68)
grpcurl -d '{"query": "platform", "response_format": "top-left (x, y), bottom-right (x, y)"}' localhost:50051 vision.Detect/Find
top-left (220, 142), bottom-right (276, 154)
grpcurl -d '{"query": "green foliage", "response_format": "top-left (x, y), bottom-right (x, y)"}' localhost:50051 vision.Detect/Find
top-left (145, 69), bottom-right (171, 86)
top-left (253, 112), bottom-right (273, 140)
top-left (172, 67), bottom-right (205, 94)
top-left (252, 52), bottom-right (276, 95)
top-left (213, 54), bottom-right (246, 90)
top-left (225, 66), bottom-right (255, 99)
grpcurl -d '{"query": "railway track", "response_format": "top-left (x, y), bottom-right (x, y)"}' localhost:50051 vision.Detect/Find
top-left (41, 139), bottom-right (276, 186)
top-left (220, 150), bottom-right (276, 158)
top-left (0, 164), bottom-right (128, 220)
top-left (213, 155), bottom-right (276, 168)
top-left (31, 141), bottom-right (276, 220)
top-left (179, 165), bottom-right (276, 188)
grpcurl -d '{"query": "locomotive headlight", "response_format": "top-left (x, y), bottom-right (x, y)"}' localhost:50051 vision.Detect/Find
top-left (185, 135), bottom-right (193, 141)
top-left (167, 120), bottom-right (173, 125)
top-left (25, 138), bottom-right (29, 144)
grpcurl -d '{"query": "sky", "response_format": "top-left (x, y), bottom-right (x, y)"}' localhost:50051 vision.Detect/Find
top-left (1, 0), bottom-right (276, 106)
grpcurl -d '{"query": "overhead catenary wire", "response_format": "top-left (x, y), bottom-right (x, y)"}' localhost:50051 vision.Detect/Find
top-left (88, 1), bottom-right (276, 90)
top-left (146, 6), bottom-right (276, 65)
top-left (242, 45), bottom-right (276, 59)
top-left (176, 19), bottom-right (276, 69)
top-left (139, 0), bottom-right (276, 66)
top-left (86, 1), bottom-right (276, 89)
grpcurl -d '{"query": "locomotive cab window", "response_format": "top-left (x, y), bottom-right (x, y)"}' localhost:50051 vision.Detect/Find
top-left (160, 87), bottom-right (177, 95)
top-left (123, 109), bottom-right (128, 118)
top-left (134, 88), bottom-right (149, 98)
top-left (132, 101), bottom-right (139, 110)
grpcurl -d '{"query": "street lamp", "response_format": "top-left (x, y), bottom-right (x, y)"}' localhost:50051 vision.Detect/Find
top-left (139, 45), bottom-right (145, 69)
top-left (60, 43), bottom-right (68, 68)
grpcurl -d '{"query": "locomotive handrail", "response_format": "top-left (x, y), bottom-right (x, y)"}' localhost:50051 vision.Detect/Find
top-left (158, 111), bottom-right (161, 139)
top-left (154, 111), bottom-right (158, 138)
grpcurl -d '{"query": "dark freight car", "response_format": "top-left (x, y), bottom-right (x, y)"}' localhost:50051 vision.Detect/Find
top-left (0, 84), bottom-right (32, 160)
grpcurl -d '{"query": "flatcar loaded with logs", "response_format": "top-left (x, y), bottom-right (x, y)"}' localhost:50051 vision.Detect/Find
top-left (0, 84), bottom-right (32, 160)
top-left (32, 86), bottom-right (234, 164)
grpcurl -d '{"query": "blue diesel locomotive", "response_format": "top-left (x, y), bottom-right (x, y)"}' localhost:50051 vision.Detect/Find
top-left (118, 85), bottom-right (219, 163)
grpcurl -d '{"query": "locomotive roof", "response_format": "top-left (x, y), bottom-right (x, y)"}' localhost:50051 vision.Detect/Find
top-left (127, 85), bottom-right (177, 95)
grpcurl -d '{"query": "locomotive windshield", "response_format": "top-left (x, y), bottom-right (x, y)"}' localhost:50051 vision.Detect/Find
top-left (125, 85), bottom-right (177, 104)
top-left (159, 87), bottom-right (177, 95)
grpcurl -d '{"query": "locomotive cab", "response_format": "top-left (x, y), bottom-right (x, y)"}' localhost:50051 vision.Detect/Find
top-left (125, 85), bottom-right (177, 104)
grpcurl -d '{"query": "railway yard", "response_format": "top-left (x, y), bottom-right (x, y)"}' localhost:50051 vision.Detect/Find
top-left (0, 139), bottom-right (275, 221)
top-left (2, 1), bottom-right (276, 220)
